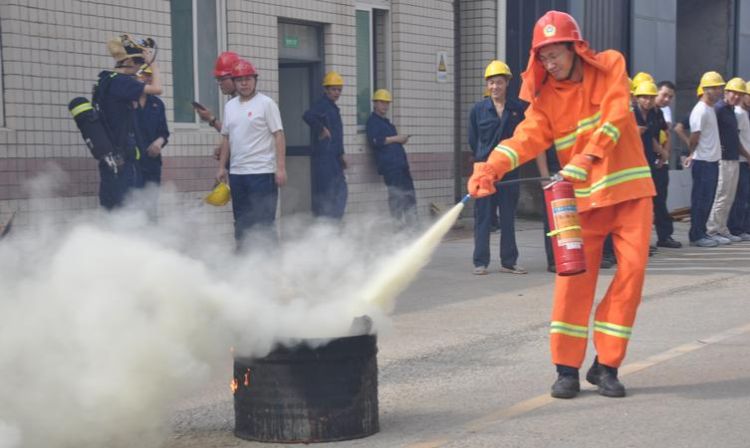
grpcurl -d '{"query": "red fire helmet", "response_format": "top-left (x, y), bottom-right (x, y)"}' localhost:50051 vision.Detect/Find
top-left (231, 59), bottom-right (258, 78)
top-left (213, 51), bottom-right (240, 78)
top-left (531, 11), bottom-right (583, 51)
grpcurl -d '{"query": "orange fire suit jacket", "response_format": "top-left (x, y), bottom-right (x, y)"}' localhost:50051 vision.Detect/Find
top-left (487, 43), bottom-right (655, 212)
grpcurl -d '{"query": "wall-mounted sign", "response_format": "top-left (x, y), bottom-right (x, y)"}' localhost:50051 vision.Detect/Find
top-left (284, 36), bottom-right (299, 48)
top-left (437, 51), bottom-right (448, 83)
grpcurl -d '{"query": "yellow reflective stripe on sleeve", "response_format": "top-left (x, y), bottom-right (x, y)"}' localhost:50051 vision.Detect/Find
top-left (70, 102), bottom-right (93, 117)
top-left (550, 321), bottom-right (589, 338)
top-left (135, 147), bottom-right (141, 160)
top-left (576, 112), bottom-right (601, 134)
top-left (574, 166), bottom-right (652, 198)
top-left (554, 112), bottom-right (602, 151)
top-left (494, 144), bottom-right (519, 169)
top-left (561, 165), bottom-right (588, 180)
top-left (594, 320), bottom-right (632, 339)
top-left (597, 122), bottom-right (621, 143)
top-left (554, 133), bottom-right (577, 151)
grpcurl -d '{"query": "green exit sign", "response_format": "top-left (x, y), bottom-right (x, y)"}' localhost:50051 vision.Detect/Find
top-left (284, 36), bottom-right (299, 48)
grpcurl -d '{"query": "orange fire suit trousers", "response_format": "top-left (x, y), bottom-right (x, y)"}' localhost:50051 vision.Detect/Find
top-left (550, 196), bottom-right (653, 369)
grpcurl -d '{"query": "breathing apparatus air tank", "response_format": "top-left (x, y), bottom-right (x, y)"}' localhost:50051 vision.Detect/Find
top-left (68, 97), bottom-right (119, 173)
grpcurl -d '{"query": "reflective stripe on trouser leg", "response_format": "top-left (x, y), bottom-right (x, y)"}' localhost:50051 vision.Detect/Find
top-left (593, 197), bottom-right (653, 367)
top-left (549, 212), bottom-right (607, 368)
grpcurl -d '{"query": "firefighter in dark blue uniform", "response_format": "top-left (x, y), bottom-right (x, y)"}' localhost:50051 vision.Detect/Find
top-left (468, 60), bottom-right (526, 275)
top-left (366, 89), bottom-right (418, 227)
top-left (303, 71), bottom-right (348, 220)
top-left (96, 35), bottom-right (163, 210)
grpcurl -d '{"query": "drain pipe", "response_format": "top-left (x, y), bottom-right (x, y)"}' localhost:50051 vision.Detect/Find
top-left (453, 0), bottom-right (462, 202)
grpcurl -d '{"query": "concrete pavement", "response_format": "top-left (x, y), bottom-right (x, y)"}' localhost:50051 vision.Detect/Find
top-left (166, 219), bottom-right (750, 448)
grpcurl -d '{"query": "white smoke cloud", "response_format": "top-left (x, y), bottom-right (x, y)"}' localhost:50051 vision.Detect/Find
top-left (0, 171), bottom-right (418, 448)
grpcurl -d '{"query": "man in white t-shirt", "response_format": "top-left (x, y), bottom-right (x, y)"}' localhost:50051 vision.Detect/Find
top-left (729, 83), bottom-right (750, 240)
top-left (685, 71), bottom-right (724, 247)
top-left (216, 59), bottom-right (287, 248)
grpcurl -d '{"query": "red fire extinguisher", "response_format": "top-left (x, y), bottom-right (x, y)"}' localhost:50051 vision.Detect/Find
top-left (544, 178), bottom-right (586, 276)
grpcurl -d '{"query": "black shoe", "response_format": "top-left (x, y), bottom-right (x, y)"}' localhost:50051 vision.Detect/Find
top-left (586, 358), bottom-right (626, 397)
top-left (648, 245), bottom-right (658, 257)
top-left (600, 257), bottom-right (614, 269)
top-left (547, 265), bottom-right (557, 273)
top-left (551, 375), bottom-right (580, 399)
top-left (657, 238), bottom-right (682, 248)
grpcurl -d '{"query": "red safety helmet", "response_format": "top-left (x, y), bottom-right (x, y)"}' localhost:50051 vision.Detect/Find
top-left (213, 51), bottom-right (240, 78)
top-left (531, 11), bottom-right (583, 51)
top-left (231, 59), bottom-right (258, 78)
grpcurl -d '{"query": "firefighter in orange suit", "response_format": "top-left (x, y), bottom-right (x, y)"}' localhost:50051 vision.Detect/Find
top-left (468, 11), bottom-right (655, 399)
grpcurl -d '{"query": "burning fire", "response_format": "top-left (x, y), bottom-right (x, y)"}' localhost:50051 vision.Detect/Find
top-left (230, 369), bottom-right (251, 394)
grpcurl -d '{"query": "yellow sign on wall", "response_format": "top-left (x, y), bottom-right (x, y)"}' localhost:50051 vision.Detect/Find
top-left (437, 51), bottom-right (448, 83)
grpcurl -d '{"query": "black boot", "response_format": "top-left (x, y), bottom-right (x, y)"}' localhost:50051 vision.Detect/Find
top-left (551, 365), bottom-right (580, 399)
top-left (586, 357), bottom-right (626, 397)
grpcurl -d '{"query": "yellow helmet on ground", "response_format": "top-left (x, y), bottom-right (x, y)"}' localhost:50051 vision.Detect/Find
top-left (484, 60), bottom-right (512, 79)
top-left (372, 89), bottom-right (392, 102)
top-left (322, 71), bottom-right (344, 86)
top-left (205, 182), bottom-right (231, 206)
top-left (699, 71), bottom-right (726, 89)
top-left (725, 77), bottom-right (747, 94)
top-left (634, 81), bottom-right (658, 97)
top-left (631, 72), bottom-right (654, 93)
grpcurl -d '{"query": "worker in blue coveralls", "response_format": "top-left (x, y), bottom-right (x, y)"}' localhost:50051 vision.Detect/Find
top-left (135, 65), bottom-right (169, 220)
top-left (96, 35), bottom-right (162, 210)
top-left (366, 88), bottom-right (418, 228)
top-left (303, 71), bottom-right (348, 220)
top-left (468, 60), bottom-right (527, 275)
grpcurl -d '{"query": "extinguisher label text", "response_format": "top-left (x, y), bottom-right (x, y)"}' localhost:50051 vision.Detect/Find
top-left (551, 198), bottom-right (583, 249)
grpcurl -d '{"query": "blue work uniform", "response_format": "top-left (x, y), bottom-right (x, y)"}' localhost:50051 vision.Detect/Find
top-left (468, 97), bottom-right (526, 270)
top-left (635, 105), bottom-right (673, 242)
top-left (303, 95), bottom-right (348, 219)
top-left (94, 70), bottom-right (144, 210)
top-left (366, 112), bottom-right (417, 226)
top-left (135, 94), bottom-right (169, 185)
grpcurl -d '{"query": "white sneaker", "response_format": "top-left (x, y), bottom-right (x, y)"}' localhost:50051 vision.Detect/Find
top-left (739, 233), bottom-right (750, 241)
top-left (690, 237), bottom-right (719, 247)
top-left (473, 266), bottom-right (489, 275)
top-left (710, 234), bottom-right (732, 245)
top-left (720, 233), bottom-right (743, 242)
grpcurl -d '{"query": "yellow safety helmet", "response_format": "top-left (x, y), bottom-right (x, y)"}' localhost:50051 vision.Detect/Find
top-left (699, 71), bottom-right (726, 89)
top-left (746, 81), bottom-right (750, 94)
top-left (322, 71), bottom-right (344, 86)
top-left (205, 182), bottom-right (231, 206)
top-left (725, 77), bottom-right (747, 94)
top-left (697, 85), bottom-right (703, 97)
top-left (633, 81), bottom-right (658, 97)
top-left (484, 60), bottom-right (512, 79)
top-left (630, 71), bottom-right (654, 93)
top-left (372, 89), bottom-right (392, 102)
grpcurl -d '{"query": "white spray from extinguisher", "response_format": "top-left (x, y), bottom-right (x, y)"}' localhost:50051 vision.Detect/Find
top-left (358, 195), bottom-right (471, 313)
